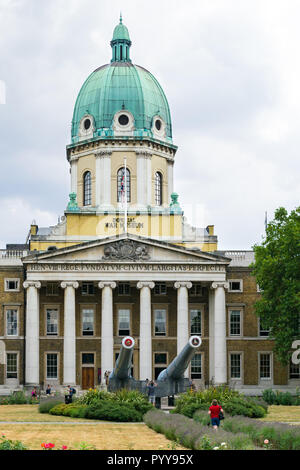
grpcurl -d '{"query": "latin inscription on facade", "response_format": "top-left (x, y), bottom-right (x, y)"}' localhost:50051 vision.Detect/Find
top-left (27, 263), bottom-right (226, 273)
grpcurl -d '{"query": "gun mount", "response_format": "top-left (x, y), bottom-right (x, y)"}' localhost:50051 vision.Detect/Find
top-left (155, 336), bottom-right (202, 397)
top-left (108, 336), bottom-right (136, 392)
top-left (108, 335), bottom-right (202, 400)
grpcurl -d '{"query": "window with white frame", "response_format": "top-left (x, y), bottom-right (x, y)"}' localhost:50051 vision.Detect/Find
top-left (118, 309), bottom-right (130, 336)
top-left (155, 172), bottom-right (163, 206)
top-left (82, 353), bottom-right (95, 365)
top-left (154, 309), bottom-right (167, 336)
top-left (83, 171), bottom-right (92, 206)
top-left (81, 283), bottom-right (95, 296)
top-left (229, 310), bottom-right (241, 336)
top-left (154, 283), bottom-right (167, 295)
top-left (6, 309), bottom-right (18, 336)
top-left (259, 353), bottom-right (271, 379)
top-left (290, 361), bottom-right (300, 379)
top-left (230, 353), bottom-right (241, 379)
top-left (191, 353), bottom-right (202, 379)
top-left (154, 352), bottom-right (167, 380)
top-left (46, 283), bottom-right (59, 296)
top-left (190, 309), bottom-right (202, 336)
top-left (46, 308), bottom-right (59, 336)
top-left (6, 353), bottom-right (18, 379)
top-left (118, 283), bottom-right (130, 296)
top-left (259, 318), bottom-right (270, 337)
top-left (46, 354), bottom-right (58, 379)
top-left (82, 309), bottom-right (94, 336)
top-left (4, 279), bottom-right (20, 292)
top-left (228, 280), bottom-right (243, 292)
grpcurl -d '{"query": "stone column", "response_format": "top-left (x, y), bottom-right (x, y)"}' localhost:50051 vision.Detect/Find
top-left (23, 281), bottom-right (41, 385)
top-left (208, 288), bottom-right (215, 384)
top-left (137, 282), bottom-right (155, 380)
top-left (95, 151), bottom-right (112, 208)
top-left (61, 282), bottom-right (79, 385)
top-left (99, 282), bottom-right (116, 384)
top-left (174, 281), bottom-right (192, 378)
top-left (136, 151), bottom-right (152, 207)
top-left (70, 156), bottom-right (79, 194)
top-left (211, 282), bottom-right (229, 385)
top-left (167, 160), bottom-right (174, 203)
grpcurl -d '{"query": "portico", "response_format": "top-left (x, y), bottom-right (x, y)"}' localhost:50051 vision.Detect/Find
top-left (22, 235), bottom-right (230, 388)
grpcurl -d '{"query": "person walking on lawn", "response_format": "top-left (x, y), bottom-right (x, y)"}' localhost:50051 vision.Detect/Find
top-left (208, 399), bottom-right (224, 430)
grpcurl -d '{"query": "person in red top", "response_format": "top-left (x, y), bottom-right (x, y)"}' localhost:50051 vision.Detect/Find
top-left (208, 399), bottom-right (224, 430)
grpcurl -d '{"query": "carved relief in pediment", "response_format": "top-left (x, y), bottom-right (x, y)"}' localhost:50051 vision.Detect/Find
top-left (102, 240), bottom-right (150, 261)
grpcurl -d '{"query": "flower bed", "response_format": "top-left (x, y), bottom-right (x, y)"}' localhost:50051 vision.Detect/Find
top-left (194, 409), bottom-right (300, 450)
top-left (144, 409), bottom-right (257, 450)
top-left (172, 387), bottom-right (267, 419)
top-left (45, 389), bottom-right (153, 422)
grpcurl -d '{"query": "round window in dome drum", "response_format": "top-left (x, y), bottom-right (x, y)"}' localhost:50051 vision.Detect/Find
top-left (155, 119), bottom-right (162, 131)
top-left (84, 118), bottom-right (91, 130)
top-left (118, 114), bottom-right (129, 126)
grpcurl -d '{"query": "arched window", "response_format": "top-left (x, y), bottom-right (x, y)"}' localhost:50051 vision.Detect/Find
top-left (83, 171), bottom-right (92, 206)
top-left (117, 167), bottom-right (131, 203)
top-left (155, 172), bottom-right (163, 206)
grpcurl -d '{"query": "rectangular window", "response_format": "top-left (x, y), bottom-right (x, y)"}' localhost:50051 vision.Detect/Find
top-left (46, 354), bottom-right (58, 379)
top-left (154, 353), bottom-right (167, 365)
top-left (260, 353), bottom-right (271, 379)
top-left (230, 310), bottom-right (241, 336)
top-left (154, 309), bottom-right (167, 336)
top-left (154, 283), bottom-right (167, 295)
top-left (46, 283), bottom-right (59, 296)
top-left (228, 280), bottom-right (243, 292)
top-left (118, 309), bottom-right (130, 336)
top-left (81, 283), bottom-right (95, 296)
top-left (118, 283), bottom-right (130, 296)
top-left (5, 279), bottom-right (20, 292)
top-left (46, 308), bottom-right (58, 336)
top-left (82, 353), bottom-right (95, 365)
top-left (190, 285), bottom-right (204, 297)
top-left (230, 354), bottom-right (241, 379)
top-left (82, 309), bottom-right (94, 336)
top-left (6, 353), bottom-right (18, 379)
top-left (191, 354), bottom-right (202, 379)
top-left (290, 361), bottom-right (300, 379)
top-left (6, 309), bottom-right (18, 336)
top-left (259, 319), bottom-right (270, 337)
top-left (190, 309), bottom-right (202, 336)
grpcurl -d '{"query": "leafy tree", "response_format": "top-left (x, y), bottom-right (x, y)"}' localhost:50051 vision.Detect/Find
top-left (251, 207), bottom-right (300, 365)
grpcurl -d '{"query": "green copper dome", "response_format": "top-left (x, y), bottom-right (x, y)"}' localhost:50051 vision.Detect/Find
top-left (71, 18), bottom-right (173, 145)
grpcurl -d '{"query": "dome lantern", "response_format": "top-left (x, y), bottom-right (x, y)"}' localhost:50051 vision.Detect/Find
top-left (111, 14), bottom-right (132, 63)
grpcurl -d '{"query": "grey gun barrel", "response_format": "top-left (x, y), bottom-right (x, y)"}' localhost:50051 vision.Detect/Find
top-left (109, 336), bottom-right (135, 381)
top-left (157, 336), bottom-right (202, 382)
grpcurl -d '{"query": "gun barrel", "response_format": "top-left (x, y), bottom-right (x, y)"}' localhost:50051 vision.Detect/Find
top-left (157, 336), bottom-right (201, 381)
top-left (110, 336), bottom-right (135, 380)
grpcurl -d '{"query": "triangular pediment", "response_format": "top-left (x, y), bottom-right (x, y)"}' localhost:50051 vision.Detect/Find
top-left (23, 234), bottom-right (230, 265)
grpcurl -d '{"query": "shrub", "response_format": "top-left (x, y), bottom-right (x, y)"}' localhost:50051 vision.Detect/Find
top-left (262, 389), bottom-right (297, 406)
top-left (85, 401), bottom-right (142, 422)
top-left (0, 435), bottom-right (27, 450)
top-left (39, 399), bottom-right (64, 414)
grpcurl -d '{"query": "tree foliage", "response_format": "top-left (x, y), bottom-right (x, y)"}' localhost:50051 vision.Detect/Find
top-left (251, 207), bottom-right (300, 365)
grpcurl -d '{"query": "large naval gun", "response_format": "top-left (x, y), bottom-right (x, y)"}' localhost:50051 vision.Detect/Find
top-left (108, 335), bottom-right (202, 405)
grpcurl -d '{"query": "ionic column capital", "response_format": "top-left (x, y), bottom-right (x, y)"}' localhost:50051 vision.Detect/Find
top-left (61, 281), bottom-right (79, 290)
top-left (211, 281), bottom-right (229, 291)
top-left (23, 281), bottom-right (41, 290)
top-left (98, 281), bottom-right (117, 290)
top-left (137, 282), bottom-right (155, 290)
top-left (174, 281), bottom-right (192, 290)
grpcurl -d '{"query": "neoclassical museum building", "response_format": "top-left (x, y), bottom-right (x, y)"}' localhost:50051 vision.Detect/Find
top-left (0, 18), bottom-right (299, 394)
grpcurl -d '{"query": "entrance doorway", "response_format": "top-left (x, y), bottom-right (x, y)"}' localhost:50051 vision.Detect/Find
top-left (82, 367), bottom-right (94, 390)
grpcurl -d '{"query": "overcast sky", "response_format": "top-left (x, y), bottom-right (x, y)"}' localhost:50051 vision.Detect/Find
top-left (0, 0), bottom-right (299, 250)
